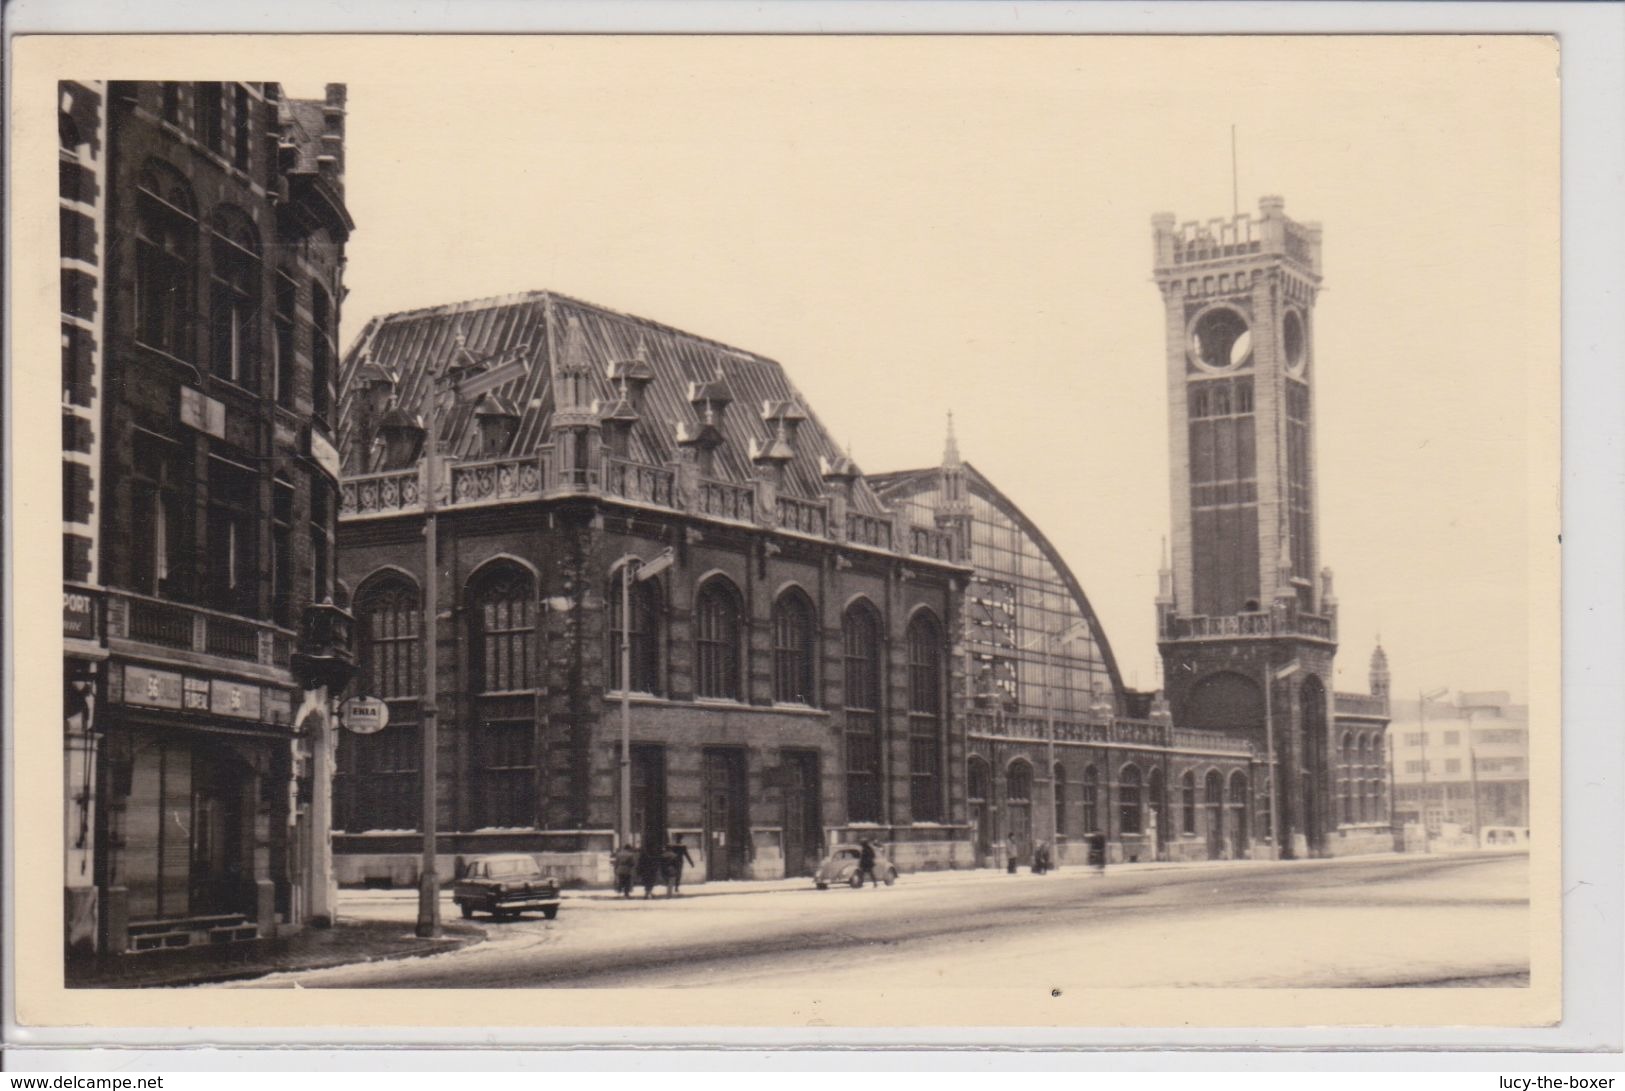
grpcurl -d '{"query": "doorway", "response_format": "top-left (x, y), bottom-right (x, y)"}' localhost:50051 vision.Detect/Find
top-left (189, 745), bottom-right (249, 917)
top-left (780, 750), bottom-right (822, 878)
top-left (703, 748), bottom-right (748, 881)
top-left (968, 757), bottom-right (992, 867)
top-left (1204, 770), bottom-right (1224, 860)
top-left (631, 744), bottom-right (667, 851)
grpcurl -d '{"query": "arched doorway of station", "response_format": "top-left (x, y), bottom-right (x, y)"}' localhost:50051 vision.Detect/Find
top-left (968, 756), bottom-right (993, 868)
top-left (1228, 770), bottom-right (1250, 858)
top-left (1300, 674), bottom-right (1328, 855)
top-left (1203, 769), bottom-right (1225, 860)
top-left (1006, 760), bottom-right (1033, 866)
top-left (1147, 767), bottom-right (1168, 857)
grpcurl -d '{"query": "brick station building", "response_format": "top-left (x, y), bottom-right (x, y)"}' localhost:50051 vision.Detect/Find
top-left (61, 81), bottom-right (355, 956)
top-left (332, 292), bottom-right (972, 886)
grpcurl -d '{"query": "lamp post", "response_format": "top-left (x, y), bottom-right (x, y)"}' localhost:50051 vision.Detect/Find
top-left (1417, 686), bottom-right (1449, 855)
top-left (616, 549), bottom-right (674, 849)
top-left (413, 337), bottom-right (532, 940)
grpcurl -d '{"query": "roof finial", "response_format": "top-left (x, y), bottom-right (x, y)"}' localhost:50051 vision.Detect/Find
top-left (943, 410), bottom-right (962, 468)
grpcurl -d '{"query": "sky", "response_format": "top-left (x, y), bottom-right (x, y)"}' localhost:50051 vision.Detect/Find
top-left (295, 34), bottom-right (1555, 705)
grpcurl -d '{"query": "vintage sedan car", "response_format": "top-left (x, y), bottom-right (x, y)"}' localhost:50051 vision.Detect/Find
top-left (814, 843), bottom-right (900, 889)
top-left (454, 854), bottom-right (561, 920)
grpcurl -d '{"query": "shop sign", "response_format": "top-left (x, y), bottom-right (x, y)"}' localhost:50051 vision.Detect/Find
top-left (179, 387), bottom-right (226, 439)
top-left (124, 665), bottom-right (183, 709)
top-left (263, 688), bottom-right (293, 726)
top-left (211, 679), bottom-right (262, 720)
top-left (308, 428), bottom-right (341, 481)
top-left (341, 696), bottom-right (390, 735)
top-left (183, 676), bottom-right (210, 712)
top-left (64, 587), bottom-right (99, 641)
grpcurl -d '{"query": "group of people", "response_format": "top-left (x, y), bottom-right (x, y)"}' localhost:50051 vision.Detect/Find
top-left (611, 836), bottom-right (697, 899)
top-left (1006, 832), bottom-right (1109, 875)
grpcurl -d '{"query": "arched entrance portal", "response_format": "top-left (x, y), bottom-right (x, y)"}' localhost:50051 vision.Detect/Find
top-left (1204, 769), bottom-right (1225, 860)
top-left (968, 756), bottom-right (992, 868)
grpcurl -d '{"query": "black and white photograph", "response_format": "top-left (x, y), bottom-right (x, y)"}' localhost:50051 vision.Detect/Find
top-left (12, 26), bottom-right (1573, 1036)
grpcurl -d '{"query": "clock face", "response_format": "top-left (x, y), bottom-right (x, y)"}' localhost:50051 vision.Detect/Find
top-left (1283, 309), bottom-right (1308, 375)
top-left (1189, 307), bottom-right (1252, 372)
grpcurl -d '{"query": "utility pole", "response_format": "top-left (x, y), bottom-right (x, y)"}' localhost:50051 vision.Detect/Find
top-left (416, 364), bottom-right (443, 939)
top-left (617, 549), bottom-right (674, 850)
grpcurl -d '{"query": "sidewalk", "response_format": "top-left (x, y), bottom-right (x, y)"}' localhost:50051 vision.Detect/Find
top-left (67, 918), bottom-right (482, 989)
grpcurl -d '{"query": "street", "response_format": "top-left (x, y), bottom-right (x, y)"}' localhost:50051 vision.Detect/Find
top-left (233, 852), bottom-right (1529, 990)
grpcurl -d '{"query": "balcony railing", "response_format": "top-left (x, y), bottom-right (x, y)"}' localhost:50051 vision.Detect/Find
top-left (696, 477), bottom-right (754, 522)
top-left (340, 467), bottom-right (421, 517)
top-left (450, 455), bottom-right (546, 506)
top-left (107, 589), bottom-right (294, 670)
top-left (1163, 610), bottom-right (1336, 643)
top-left (909, 524), bottom-right (956, 562)
top-left (603, 456), bottom-right (676, 508)
top-left (964, 711), bottom-right (1254, 758)
top-left (846, 512), bottom-right (892, 551)
top-left (775, 495), bottom-right (828, 537)
top-left (1334, 691), bottom-right (1389, 718)
top-left (1171, 727), bottom-right (1254, 755)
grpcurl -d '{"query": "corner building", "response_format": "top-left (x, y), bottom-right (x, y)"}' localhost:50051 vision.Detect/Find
top-left (334, 293), bottom-right (971, 886)
top-left (62, 81), bottom-right (356, 956)
top-left (1152, 196), bottom-right (1390, 859)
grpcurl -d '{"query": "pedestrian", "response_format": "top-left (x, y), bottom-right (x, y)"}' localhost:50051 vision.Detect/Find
top-left (1088, 831), bottom-right (1108, 876)
top-left (1032, 839), bottom-right (1051, 875)
top-left (637, 842), bottom-right (662, 899)
top-left (1006, 832), bottom-right (1020, 874)
top-left (611, 841), bottom-right (638, 898)
top-left (662, 834), bottom-right (696, 897)
top-left (857, 838), bottom-right (879, 888)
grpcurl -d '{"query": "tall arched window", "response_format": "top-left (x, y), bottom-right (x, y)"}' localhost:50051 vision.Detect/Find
top-left (907, 612), bottom-right (945, 822)
top-left (1007, 760), bottom-right (1033, 852)
top-left (135, 162), bottom-right (196, 359)
top-left (336, 575), bottom-right (421, 833)
top-left (1053, 762), bottom-right (1068, 840)
top-left (1229, 770), bottom-right (1250, 849)
top-left (842, 602), bottom-right (882, 823)
top-left (209, 206), bottom-right (260, 387)
top-left (1182, 770), bottom-right (1198, 835)
top-left (1119, 764), bottom-right (1143, 835)
top-left (1339, 732), bottom-right (1355, 824)
top-left (1358, 735), bottom-right (1373, 822)
top-left (609, 568), bottom-right (662, 695)
top-left (695, 577), bottom-right (743, 700)
top-left (468, 564), bottom-right (537, 828)
top-left (772, 589), bottom-right (816, 705)
top-left (1082, 765), bottom-right (1101, 833)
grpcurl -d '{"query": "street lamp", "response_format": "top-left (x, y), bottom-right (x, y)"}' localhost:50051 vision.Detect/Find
top-left (414, 335), bottom-right (531, 940)
top-left (1417, 686), bottom-right (1449, 855)
top-left (616, 548), bottom-right (674, 849)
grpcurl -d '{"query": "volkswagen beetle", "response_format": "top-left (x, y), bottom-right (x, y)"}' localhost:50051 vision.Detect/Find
top-left (814, 843), bottom-right (899, 889)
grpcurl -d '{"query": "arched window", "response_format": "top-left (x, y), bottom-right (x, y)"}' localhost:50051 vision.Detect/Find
top-left (772, 588), bottom-right (816, 705)
top-left (1007, 760), bottom-right (1033, 852)
top-left (1053, 762), bottom-right (1068, 840)
top-left (209, 206), bottom-right (260, 387)
top-left (470, 565), bottom-right (534, 694)
top-left (907, 612), bottom-right (945, 822)
top-left (336, 576), bottom-right (421, 833)
top-left (135, 162), bottom-right (196, 359)
top-left (1182, 770), bottom-right (1198, 835)
top-left (1340, 731), bottom-right (1356, 824)
top-left (609, 567), bottom-right (662, 695)
top-left (1082, 765), bottom-right (1101, 834)
top-left (694, 577), bottom-right (743, 700)
top-left (842, 602), bottom-right (883, 823)
top-left (1119, 764), bottom-right (1143, 835)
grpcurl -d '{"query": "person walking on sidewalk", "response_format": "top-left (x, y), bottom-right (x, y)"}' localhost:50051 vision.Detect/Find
top-left (637, 842), bottom-right (663, 899)
top-left (1088, 831), bottom-right (1108, 876)
top-left (857, 839), bottom-right (880, 888)
top-left (611, 842), bottom-right (638, 898)
top-left (1006, 832), bottom-right (1021, 874)
top-left (662, 835), bottom-right (697, 896)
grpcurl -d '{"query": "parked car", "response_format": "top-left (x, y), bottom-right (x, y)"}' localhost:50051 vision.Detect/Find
top-left (814, 843), bottom-right (899, 890)
top-left (454, 854), bottom-right (561, 920)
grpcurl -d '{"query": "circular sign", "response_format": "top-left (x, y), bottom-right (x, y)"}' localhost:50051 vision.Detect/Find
top-left (341, 696), bottom-right (390, 735)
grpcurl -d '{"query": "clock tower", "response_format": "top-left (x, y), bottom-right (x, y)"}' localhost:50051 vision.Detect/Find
top-left (1151, 195), bottom-right (1339, 859)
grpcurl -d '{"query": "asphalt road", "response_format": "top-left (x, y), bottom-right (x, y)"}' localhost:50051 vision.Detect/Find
top-left (239, 852), bottom-right (1529, 990)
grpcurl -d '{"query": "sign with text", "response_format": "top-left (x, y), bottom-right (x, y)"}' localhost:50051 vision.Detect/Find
top-left (179, 386), bottom-right (226, 439)
top-left (124, 665), bottom-right (183, 709)
top-left (63, 587), bottom-right (99, 641)
top-left (341, 696), bottom-right (390, 734)
top-left (210, 679), bottom-right (263, 720)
